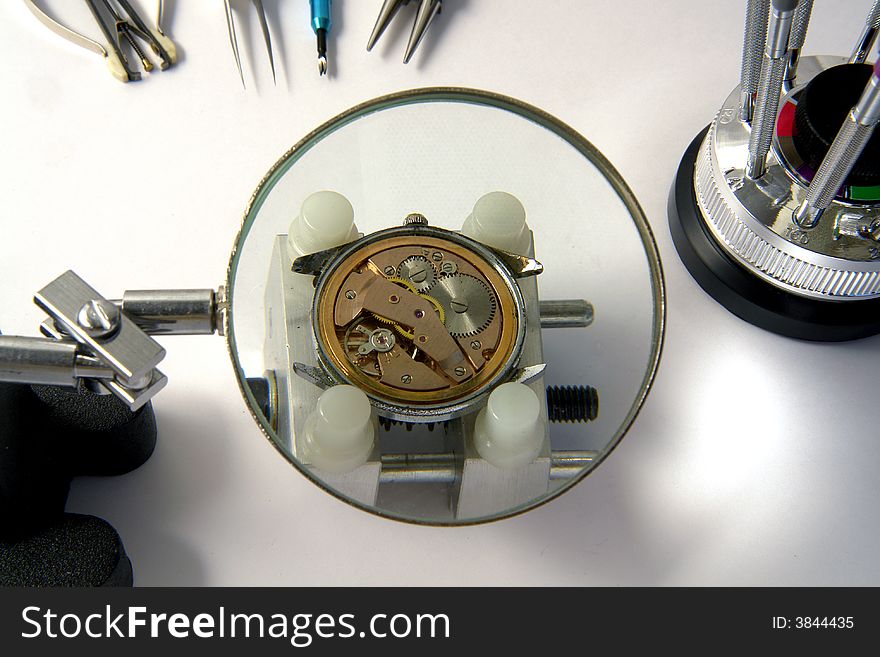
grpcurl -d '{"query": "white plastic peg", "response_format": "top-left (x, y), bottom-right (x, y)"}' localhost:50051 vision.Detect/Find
top-left (302, 385), bottom-right (375, 473)
top-left (288, 191), bottom-right (359, 259)
top-left (461, 192), bottom-right (531, 254)
top-left (473, 383), bottom-right (544, 469)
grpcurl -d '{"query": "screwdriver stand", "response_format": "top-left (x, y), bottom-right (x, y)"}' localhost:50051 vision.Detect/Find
top-left (669, 0), bottom-right (880, 341)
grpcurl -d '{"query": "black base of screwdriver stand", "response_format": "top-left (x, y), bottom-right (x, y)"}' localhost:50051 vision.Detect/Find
top-left (668, 128), bottom-right (880, 342)
top-left (0, 382), bottom-right (157, 586)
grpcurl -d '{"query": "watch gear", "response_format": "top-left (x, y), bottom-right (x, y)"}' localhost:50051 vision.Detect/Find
top-left (396, 255), bottom-right (437, 292)
top-left (431, 274), bottom-right (497, 337)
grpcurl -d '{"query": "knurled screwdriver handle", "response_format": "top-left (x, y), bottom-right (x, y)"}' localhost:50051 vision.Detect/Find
top-left (740, 0), bottom-right (770, 121)
top-left (746, 0), bottom-right (798, 179)
top-left (851, 0), bottom-right (880, 64)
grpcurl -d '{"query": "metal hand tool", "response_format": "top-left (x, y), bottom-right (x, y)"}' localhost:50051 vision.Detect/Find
top-left (367, 0), bottom-right (441, 64)
top-left (24, 0), bottom-right (177, 82)
top-left (224, 0), bottom-right (276, 88)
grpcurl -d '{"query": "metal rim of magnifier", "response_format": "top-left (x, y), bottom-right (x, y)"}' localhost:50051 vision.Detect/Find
top-left (224, 87), bottom-right (667, 526)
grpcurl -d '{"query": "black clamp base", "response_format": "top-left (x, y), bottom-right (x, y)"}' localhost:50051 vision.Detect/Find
top-left (0, 383), bottom-right (157, 586)
top-left (1, 514), bottom-right (133, 587)
top-left (668, 128), bottom-right (880, 342)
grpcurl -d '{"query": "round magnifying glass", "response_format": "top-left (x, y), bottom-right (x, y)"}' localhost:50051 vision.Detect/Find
top-left (226, 88), bottom-right (665, 524)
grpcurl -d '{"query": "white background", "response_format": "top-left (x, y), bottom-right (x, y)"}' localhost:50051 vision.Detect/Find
top-left (2, 0), bottom-right (878, 585)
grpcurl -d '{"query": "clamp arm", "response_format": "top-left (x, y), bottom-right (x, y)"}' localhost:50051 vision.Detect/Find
top-left (0, 271), bottom-right (225, 410)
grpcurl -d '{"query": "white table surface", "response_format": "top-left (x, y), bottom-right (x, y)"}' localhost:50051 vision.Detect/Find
top-left (2, 0), bottom-right (878, 586)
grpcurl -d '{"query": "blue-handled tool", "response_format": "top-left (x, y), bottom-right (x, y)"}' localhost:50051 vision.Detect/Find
top-left (310, 0), bottom-right (332, 76)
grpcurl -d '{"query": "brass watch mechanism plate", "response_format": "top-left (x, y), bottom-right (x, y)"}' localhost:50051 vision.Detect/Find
top-left (314, 230), bottom-right (522, 409)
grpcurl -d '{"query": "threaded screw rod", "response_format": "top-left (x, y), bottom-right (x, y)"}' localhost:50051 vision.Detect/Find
top-left (546, 385), bottom-right (599, 423)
